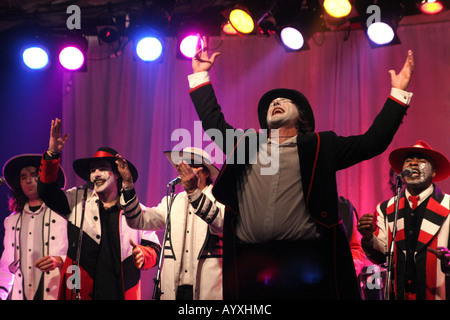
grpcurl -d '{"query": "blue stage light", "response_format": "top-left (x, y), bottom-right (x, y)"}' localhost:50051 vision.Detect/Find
top-left (22, 46), bottom-right (50, 70)
top-left (135, 36), bottom-right (163, 61)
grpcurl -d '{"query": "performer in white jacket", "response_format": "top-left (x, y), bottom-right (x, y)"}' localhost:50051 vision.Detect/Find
top-left (0, 154), bottom-right (67, 300)
top-left (124, 147), bottom-right (224, 300)
top-left (38, 118), bottom-right (161, 300)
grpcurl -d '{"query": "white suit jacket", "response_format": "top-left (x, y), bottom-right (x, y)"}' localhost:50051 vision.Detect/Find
top-left (124, 185), bottom-right (224, 300)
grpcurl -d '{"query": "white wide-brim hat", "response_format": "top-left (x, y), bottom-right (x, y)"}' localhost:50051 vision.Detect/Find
top-left (164, 147), bottom-right (219, 182)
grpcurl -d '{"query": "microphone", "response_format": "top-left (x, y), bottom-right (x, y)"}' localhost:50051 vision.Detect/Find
top-left (0, 177), bottom-right (5, 186)
top-left (167, 176), bottom-right (181, 187)
top-left (397, 167), bottom-right (413, 178)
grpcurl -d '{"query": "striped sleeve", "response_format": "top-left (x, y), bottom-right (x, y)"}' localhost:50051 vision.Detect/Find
top-left (187, 188), bottom-right (224, 236)
top-left (120, 189), bottom-right (141, 220)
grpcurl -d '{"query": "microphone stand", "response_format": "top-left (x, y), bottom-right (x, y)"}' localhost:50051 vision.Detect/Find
top-left (385, 175), bottom-right (402, 300)
top-left (74, 187), bottom-right (87, 300)
top-left (152, 182), bottom-right (177, 300)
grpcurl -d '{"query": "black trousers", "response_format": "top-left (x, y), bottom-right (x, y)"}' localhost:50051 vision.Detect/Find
top-left (176, 285), bottom-right (193, 300)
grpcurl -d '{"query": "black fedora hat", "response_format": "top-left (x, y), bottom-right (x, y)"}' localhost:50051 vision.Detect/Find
top-left (257, 88), bottom-right (315, 132)
top-left (73, 147), bottom-right (138, 183)
top-left (3, 154), bottom-right (66, 191)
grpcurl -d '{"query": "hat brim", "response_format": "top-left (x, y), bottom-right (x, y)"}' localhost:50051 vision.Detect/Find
top-left (257, 88), bottom-right (315, 131)
top-left (3, 154), bottom-right (66, 190)
top-left (164, 150), bottom-right (219, 182)
top-left (389, 147), bottom-right (450, 182)
top-left (73, 157), bottom-right (138, 183)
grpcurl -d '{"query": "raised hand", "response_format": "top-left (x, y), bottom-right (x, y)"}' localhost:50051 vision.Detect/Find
top-left (49, 118), bottom-right (69, 154)
top-left (192, 35), bottom-right (221, 73)
top-left (176, 161), bottom-right (199, 194)
top-left (389, 50), bottom-right (414, 91)
top-left (116, 154), bottom-right (134, 190)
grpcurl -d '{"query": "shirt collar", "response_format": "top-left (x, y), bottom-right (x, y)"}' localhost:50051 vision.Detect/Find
top-left (268, 135), bottom-right (298, 146)
top-left (23, 202), bottom-right (45, 215)
top-left (405, 184), bottom-right (434, 208)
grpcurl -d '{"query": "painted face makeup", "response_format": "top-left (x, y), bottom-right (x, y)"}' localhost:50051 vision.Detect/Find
top-left (403, 155), bottom-right (435, 187)
top-left (266, 97), bottom-right (300, 129)
top-left (89, 161), bottom-right (117, 194)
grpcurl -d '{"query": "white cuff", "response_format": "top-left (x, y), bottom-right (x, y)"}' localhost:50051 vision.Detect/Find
top-left (188, 71), bottom-right (210, 89)
top-left (187, 188), bottom-right (203, 202)
top-left (390, 87), bottom-right (413, 105)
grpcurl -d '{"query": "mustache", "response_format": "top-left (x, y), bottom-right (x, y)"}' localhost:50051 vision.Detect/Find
top-left (92, 175), bottom-right (111, 184)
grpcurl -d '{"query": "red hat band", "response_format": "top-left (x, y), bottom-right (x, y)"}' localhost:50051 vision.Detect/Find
top-left (93, 150), bottom-right (115, 158)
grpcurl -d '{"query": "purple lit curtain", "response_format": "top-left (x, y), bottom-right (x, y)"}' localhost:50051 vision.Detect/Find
top-left (61, 13), bottom-right (450, 298)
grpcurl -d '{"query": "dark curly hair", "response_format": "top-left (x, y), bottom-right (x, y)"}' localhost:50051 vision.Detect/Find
top-left (8, 179), bottom-right (28, 212)
top-left (7, 165), bottom-right (41, 212)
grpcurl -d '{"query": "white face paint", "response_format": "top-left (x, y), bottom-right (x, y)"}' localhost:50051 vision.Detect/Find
top-left (89, 161), bottom-right (118, 194)
top-left (266, 97), bottom-right (300, 129)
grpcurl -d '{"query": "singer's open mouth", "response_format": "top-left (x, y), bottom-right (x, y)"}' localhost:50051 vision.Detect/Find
top-left (272, 107), bottom-right (284, 115)
top-left (94, 179), bottom-right (106, 187)
top-left (410, 169), bottom-right (420, 177)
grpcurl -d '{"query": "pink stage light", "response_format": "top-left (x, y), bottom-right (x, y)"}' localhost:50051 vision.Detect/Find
top-left (58, 46), bottom-right (85, 70)
top-left (179, 35), bottom-right (204, 59)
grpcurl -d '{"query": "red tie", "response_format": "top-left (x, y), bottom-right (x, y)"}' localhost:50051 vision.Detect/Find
top-left (409, 195), bottom-right (420, 210)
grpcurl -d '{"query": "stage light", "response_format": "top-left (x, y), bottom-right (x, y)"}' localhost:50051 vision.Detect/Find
top-left (280, 27), bottom-right (305, 50)
top-left (55, 33), bottom-right (88, 71)
top-left (367, 22), bottom-right (394, 45)
top-left (273, 1), bottom-right (320, 52)
top-left (128, 14), bottom-right (165, 62)
top-left (420, 0), bottom-right (444, 14)
top-left (323, 0), bottom-right (352, 18)
top-left (229, 7), bottom-right (255, 34)
top-left (135, 36), bottom-right (163, 61)
top-left (355, 0), bottom-right (401, 48)
top-left (179, 35), bottom-right (204, 59)
top-left (58, 46), bottom-right (85, 70)
top-left (225, 2), bottom-right (277, 36)
top-left (22, 46), bottom-right (50, 70)
top-left (98, 26), bottom-right (119, 44)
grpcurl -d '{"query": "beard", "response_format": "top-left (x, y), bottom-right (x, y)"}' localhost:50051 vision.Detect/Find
top-left (267, 114), bottom-right (299, 129)
top-left (405, 163), bottom-right (434, 188)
